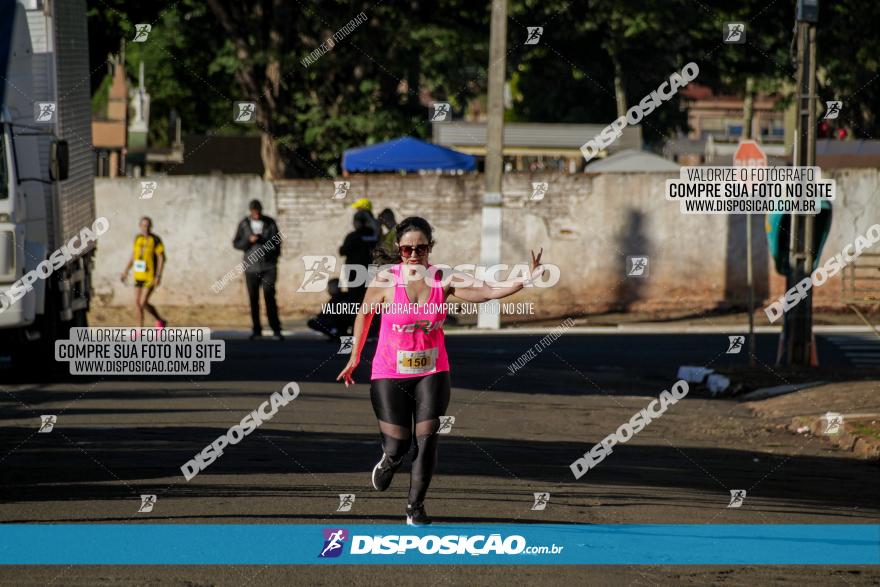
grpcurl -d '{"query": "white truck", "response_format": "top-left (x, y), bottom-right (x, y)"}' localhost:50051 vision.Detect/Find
top-left (0, 0), bottom-right (96, 368)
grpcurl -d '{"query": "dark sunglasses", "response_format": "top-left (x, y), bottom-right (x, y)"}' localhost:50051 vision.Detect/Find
top-left (399, 244), bottom-right (430, 257)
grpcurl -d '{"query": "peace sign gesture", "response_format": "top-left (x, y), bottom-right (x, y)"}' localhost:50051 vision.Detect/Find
top-left (529, 248), bottom-right (545, 281)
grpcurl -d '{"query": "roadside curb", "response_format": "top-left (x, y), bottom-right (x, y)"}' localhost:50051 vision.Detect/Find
top-left (789, 414), bottom-right (880, 460)
top-left (739, 382), bottom-right (827, 401)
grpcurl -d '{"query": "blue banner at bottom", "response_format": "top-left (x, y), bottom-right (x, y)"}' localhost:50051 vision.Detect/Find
top-left (0, 524), bottom-right (877, 565)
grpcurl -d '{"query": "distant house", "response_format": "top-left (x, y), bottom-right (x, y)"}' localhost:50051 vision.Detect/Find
top-left (91, 60), bottom-right (263, 177)
top-left (91, 59), bottom-right (128, 177)
top-left (666, 84), bottom-right (880, 168)
top-left (432, 121), bottom-right (642, 173)
top-left (668, 84), bottom-right (786, 165)
top-left (680, 84), bottom-right (785, 145)
top-left (91, 59), bottom-right (185, 177)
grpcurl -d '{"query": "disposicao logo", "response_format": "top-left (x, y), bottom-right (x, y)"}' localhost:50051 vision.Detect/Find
top-left (318, 530), bottom-right (530, 557)
top-left (319, 528), bottom-right (349, 558)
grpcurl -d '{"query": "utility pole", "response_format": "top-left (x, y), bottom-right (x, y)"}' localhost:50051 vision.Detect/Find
top-left (478, 0), bottom-right (507, 329)
top-left (742, 76), bottom-right (757, 366)
top-left (784, 0), bottom-right (819, 366)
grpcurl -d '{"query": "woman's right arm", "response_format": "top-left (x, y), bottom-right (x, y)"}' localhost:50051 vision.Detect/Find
top-left (336, 280), bottom-right (387, 387)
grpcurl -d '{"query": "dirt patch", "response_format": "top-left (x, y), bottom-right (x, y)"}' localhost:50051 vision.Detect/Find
top-left (743, 381), bottom-right (880, 421)
top-left (744, 381), bottom-right (880, 460)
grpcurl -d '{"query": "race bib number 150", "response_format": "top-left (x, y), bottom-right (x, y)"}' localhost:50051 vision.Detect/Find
top-left (397, 348), bottom-right (438, 374)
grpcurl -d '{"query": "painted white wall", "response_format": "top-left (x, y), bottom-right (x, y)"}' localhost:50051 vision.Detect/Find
top-left (92, 170), bottom-right (879, 314)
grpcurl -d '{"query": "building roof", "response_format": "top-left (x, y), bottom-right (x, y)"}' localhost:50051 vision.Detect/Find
top-left (663, 136), bottom-right (707, 157)
top-left (680, 83), bottom-right (781, 108)
top-left (816, 139), bottom-right (880, 169)
top-left (432, 122), bottom-right (642, 156)
top-left (584, 149), bottom-right (680, 173)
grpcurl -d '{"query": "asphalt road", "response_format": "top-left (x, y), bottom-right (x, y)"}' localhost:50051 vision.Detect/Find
top-left (1, 331), bottom-right (878, 585)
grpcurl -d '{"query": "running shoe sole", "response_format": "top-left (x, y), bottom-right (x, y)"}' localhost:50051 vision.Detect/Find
top-left (371, 461), bottom-right (382, 490)
top-left (372, 459), bottom-right (391, 491)
top-left (372, 453), bottom-right (403, 491)
top-left (406, 516), bottom-right (431, 526)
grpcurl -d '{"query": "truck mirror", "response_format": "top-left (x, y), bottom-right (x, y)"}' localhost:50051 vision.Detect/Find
top-left (50, 140), bottom-right (69, 181)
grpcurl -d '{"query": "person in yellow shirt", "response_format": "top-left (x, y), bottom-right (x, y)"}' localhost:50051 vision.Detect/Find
top-left (120, 217), bottom-right (167, 328)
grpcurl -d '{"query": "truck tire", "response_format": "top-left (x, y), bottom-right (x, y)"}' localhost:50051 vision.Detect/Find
top-left (10, 277), bottom-right (65, 377)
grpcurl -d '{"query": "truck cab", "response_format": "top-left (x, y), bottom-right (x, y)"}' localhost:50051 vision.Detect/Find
top-left (0, 0), bottom-right (95, 367)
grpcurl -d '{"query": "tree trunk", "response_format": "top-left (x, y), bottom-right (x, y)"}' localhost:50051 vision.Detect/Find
top-left (207, 0), bottom-right (287, 179)
top-left (260, 132), bottom-right (285, 180)
top-left (610, 51), bottom-right (627, 118)
top-left (742, 76), bottom-right (756, 140)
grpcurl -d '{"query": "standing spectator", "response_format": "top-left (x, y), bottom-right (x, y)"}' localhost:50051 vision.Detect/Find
top-left (378, 208), bottom-right (397, 253)
top-left (233, 199), bottom-right (283, 340)
top-left (339, 210), bottom-right (379, 306)
top-left (350, 198), bottom-right (381, 240)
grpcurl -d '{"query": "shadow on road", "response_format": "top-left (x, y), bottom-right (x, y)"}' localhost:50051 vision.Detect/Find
top-left (1, 426), bottom-right (877, 514)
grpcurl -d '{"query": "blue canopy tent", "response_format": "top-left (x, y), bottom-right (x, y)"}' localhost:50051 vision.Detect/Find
top-left (342, 136), bottom-right (476, 173)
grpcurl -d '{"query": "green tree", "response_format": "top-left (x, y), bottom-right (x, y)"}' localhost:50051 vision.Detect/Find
top-left (87, 0), bottom-right (879, 176)
top-left (205, 0), bottom-right (490, 177)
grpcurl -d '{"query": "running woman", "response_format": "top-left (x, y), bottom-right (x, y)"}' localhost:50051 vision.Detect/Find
top-left (336, 216), bottom-right (544, 526)
top-left (120, 216), bottom-right (167, 328)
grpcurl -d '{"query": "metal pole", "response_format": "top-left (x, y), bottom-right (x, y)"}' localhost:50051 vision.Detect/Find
top-left (784, 20), bottom-right (817, 366)
top-left (784, 22), bottom-right (805, 366)
top-left (803, 24), bottom-right (818, 365)
top-left (478, 0), bottom-right (507, 329)
top-left (747, 216), bottom-right (756, 365)
top-left (742, 76), bottom-right (756, 366)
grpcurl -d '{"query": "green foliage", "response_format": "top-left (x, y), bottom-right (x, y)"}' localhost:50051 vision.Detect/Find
top-left (91, 71), bottom-right (112, 116)
top-left (817, 0), bottom-right (880, 135)
top-left (85, 0), bottom-right (879, 177)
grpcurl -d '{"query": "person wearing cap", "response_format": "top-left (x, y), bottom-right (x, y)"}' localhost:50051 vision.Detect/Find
top-left (350, 198), bottom-right (381, 240)
top-left (233, 199), bottom-right (283, 340)
top-left (339, 210), bottom-right (379, 308)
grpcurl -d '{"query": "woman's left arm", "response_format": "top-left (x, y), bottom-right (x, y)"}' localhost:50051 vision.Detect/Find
top-left (446, 249), bottom-right (544, 303)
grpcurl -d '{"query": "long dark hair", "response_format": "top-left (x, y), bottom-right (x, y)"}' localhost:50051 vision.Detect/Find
top-left (372, 216), bottom-right (434, 264)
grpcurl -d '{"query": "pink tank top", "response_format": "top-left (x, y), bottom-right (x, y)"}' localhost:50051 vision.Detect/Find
top-left (370, 263), bottom-right (450, 379)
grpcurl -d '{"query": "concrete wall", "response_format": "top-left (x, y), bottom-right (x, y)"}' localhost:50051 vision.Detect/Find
top-left (93, 169), bottom-right (880, 316)
top-left (93, 176), bottom-right (276, 308)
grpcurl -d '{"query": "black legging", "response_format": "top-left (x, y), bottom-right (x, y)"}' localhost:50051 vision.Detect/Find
top-left (370, 371), bottom-right (451, 504)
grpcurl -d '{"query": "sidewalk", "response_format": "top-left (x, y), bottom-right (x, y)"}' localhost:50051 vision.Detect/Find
top-left (89, 305), bottom-right (880, 334)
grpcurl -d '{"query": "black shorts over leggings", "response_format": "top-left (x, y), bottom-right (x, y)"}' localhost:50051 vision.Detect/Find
top-left (370, 371), bottom-right (451, 426)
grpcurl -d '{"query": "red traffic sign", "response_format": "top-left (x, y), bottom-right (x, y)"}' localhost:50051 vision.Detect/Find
top-left (733, 140), bottom-right (768, 167)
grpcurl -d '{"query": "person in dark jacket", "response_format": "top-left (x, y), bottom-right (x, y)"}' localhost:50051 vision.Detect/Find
top-left (233, 199), bottom-right (283, 340)
top-left (339, 210), bottom-right (379, 306)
